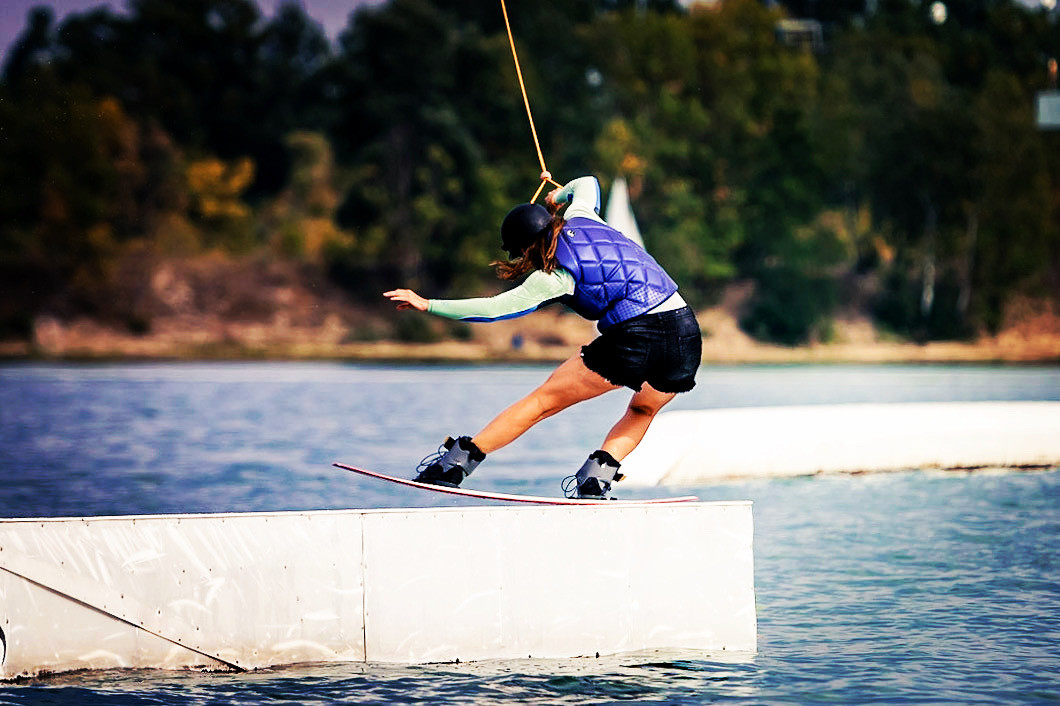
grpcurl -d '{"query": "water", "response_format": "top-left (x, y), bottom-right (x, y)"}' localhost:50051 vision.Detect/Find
top-left (1, 362), bottom-right (1058, 703)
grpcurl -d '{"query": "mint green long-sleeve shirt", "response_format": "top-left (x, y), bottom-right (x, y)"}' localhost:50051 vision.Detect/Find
top-left (427, 177), bottom-right (602, 322)
top-left (427, 176), bottom-right (683, 322)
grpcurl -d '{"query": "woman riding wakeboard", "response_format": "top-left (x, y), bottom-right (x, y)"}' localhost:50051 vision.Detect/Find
top-left (384, 175), bottom-right (701, 499)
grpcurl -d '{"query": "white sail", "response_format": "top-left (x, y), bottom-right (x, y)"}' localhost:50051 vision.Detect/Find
top-left (604, 176), bottom-right (645, 248)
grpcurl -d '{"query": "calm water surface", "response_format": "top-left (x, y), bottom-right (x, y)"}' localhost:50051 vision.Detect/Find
top-left (1, 363), bottom-right (1058, 704)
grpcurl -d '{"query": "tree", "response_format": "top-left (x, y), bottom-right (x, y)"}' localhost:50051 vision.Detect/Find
top-left (324, 0), bottom-right (519, 293)
top-left (826, 2), bottom-right (1059, 338)
top-left (968, 71), bottom-right (1054, 332)
top-left (1, 6), bottom-right (57, 88)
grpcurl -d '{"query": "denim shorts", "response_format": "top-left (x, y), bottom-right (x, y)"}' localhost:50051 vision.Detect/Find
top-left (581, 306), bottom-right (702, 393)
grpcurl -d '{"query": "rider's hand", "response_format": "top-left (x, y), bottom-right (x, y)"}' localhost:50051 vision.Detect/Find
top-left (383, 289), bottom-right (429, 312)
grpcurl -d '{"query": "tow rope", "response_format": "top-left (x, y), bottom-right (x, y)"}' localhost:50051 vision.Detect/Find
top-left (500, 0), bottom-right (561, 202)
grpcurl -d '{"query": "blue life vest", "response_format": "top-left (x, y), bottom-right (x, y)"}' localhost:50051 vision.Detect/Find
top-left (553, 217), bottom-right (679, 330)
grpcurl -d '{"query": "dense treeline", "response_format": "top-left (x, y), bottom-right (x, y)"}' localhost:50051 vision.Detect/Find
top-left (1, 0), bottom-right (1057, 344)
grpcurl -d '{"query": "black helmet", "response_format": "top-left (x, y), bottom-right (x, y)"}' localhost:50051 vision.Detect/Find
top-left (501, 203), bottom-right (551, 257)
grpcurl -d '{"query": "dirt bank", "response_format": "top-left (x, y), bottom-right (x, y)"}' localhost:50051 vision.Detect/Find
top-left (3, 256), bottom-right (1058, 364)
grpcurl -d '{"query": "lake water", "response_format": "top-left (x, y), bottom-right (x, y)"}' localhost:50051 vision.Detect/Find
top-left (1, 362), bottom-right (1058, 703)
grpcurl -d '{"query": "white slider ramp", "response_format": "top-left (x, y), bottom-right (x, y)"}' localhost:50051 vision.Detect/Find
top-left (0, 502), bottom-right (756, 679)
top-left (620, 401), bottom-right (1060, 485)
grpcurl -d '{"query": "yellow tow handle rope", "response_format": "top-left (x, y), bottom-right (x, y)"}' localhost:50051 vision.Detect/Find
top-left (500, 0), bottom-right (561, 203)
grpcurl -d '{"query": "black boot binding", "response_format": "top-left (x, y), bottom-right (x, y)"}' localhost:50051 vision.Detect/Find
top-left (563, 450), bottom-right (625, 499)
top-left (414, 436), bottom-right (486, 487)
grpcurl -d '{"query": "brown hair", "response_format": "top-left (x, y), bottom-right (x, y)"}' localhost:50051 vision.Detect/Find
top-left (492, 209), bottom-right (566, 281)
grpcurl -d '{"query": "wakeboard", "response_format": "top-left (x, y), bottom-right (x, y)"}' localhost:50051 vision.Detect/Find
top-left (333, 463), bottom-right (699, 505)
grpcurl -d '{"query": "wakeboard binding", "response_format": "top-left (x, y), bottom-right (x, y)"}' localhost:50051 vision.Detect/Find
top-left (414, 436), bottom-right (486, 488)
top-left (564, 450), bottom-right (625, 500)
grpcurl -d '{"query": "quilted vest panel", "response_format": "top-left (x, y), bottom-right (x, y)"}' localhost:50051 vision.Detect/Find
top-left (553, 217), bottom-right (678, 329)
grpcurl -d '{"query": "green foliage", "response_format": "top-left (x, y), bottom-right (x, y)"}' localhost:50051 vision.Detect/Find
top-left (1, 0), bottom-right (1057, 344)
top-left (394, 313), bottom-right (441, 343)
top-left (0, 77), bottom-right (162, 316)
top-left (873, 265), bottom-right (976, 342)
top-left (323, 0), bottom-right (516, 295)
top-left (740, 267), bottom-right (838, 346)
top-left (739, 218), bottom-right (847, 345)
top-left (810, 0), bottom-right (1060, 339)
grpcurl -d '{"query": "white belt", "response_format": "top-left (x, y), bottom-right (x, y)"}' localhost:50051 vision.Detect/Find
top-left (646, 291), bottom-right (687, 315)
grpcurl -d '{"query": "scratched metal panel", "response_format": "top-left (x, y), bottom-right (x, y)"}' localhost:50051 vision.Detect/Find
top-left (0, 566), bottom-right (225, 676)
top-left (0, 511), bottom-right (365, 678)
top-left (494, 506), bottom-right (638, 658)
top-left (361, 503), bottom-right (756, 662)
top-left (361, 508), bottom-right (510, 662)
top-left (2, 503), bottom-right (756, 677)
top-left (627, 504), bottom-right (757, 651)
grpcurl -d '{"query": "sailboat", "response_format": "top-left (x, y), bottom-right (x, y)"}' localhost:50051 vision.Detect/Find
top-left (603, 176), bottom-right (645, 248)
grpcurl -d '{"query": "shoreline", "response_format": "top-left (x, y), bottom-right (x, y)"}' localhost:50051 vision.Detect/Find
top-left (3, 301), bottom-right (1058, 366)
top-left (2, 336), bottom-right (1058, 366)
top-left (7, 263), bottom-right (1056, 366)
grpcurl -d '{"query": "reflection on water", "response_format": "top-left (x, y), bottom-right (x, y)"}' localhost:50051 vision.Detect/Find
top-left (1, 363), bottom-right (1058, 704)
top-left (6, 650), bottom-right (760, 704)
